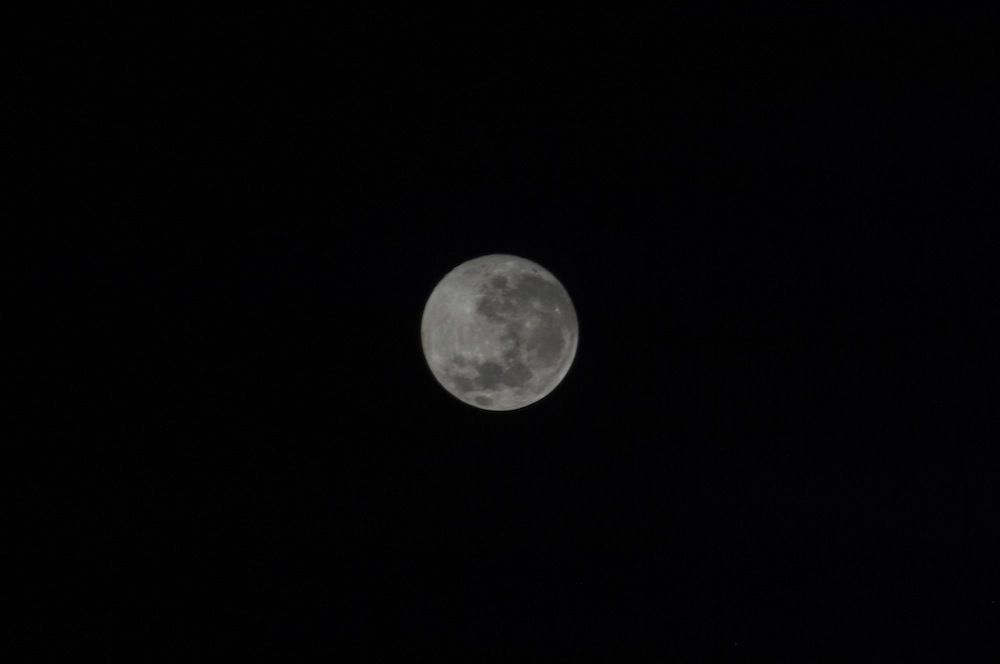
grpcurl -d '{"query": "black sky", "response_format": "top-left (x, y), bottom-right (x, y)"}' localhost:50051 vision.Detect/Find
top-left (40, 7), bottom-right (998, 659)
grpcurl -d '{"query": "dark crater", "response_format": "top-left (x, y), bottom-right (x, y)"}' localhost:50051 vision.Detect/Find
top-left (451, 373), bottom-right (475, 393)
top-left (475, 361), bottom-right (505, 390)
top-left (525, 321), bottom-right (566, 364)
top-left (501, 361), bottom-right (533, 388)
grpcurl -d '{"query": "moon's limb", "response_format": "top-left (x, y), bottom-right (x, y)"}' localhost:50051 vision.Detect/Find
top-left (421, 254), bottom-right (578, 411)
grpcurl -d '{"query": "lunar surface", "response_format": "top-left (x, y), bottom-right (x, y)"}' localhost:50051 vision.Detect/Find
top-left (421, 254), bottom-right (579, 411)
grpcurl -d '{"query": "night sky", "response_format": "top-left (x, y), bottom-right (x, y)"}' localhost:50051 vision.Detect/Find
top-left (41, 7), bottom-right (997, 658)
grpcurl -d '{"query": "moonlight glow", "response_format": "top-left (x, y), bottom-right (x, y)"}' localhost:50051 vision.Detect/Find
top-left (421, 254), bottom-right (579, 411)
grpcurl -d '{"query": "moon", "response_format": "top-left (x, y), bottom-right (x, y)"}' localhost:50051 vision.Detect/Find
top-left (421, 254), bottom-right (579, 411)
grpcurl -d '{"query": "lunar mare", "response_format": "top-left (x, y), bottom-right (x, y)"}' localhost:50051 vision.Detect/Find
top-left (421, 254), bottom-right (578, 411)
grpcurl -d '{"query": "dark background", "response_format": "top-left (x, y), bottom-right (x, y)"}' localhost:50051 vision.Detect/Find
top-left (39, 7), bottom-right (997, 658)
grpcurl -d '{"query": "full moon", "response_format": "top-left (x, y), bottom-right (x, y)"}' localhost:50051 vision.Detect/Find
top-left (421, 254), bottom-right (579, 411)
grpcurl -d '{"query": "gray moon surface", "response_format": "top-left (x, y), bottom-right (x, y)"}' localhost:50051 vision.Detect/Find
top-left (421, 254), bottom-right (579, 411)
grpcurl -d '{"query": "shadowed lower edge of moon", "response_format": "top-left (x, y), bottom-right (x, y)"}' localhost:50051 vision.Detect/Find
top-left (439, 327), bottom-right (577, 410)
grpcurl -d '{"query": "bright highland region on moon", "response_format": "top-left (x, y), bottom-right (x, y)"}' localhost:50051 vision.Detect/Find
top-left (421, 254), bottom-right (579, 411)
